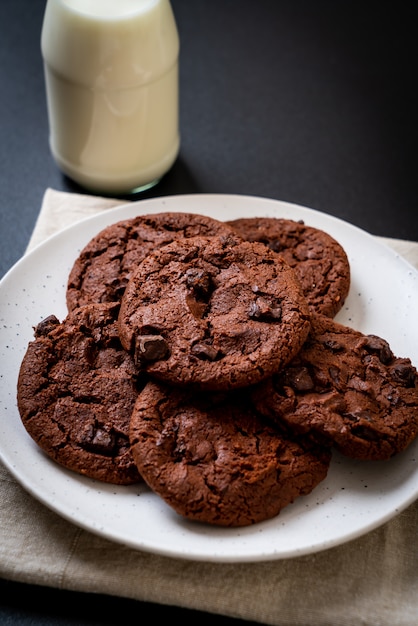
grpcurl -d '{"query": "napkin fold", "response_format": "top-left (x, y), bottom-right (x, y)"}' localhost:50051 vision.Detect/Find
top-left (1, 188), bottom-right (417, 626)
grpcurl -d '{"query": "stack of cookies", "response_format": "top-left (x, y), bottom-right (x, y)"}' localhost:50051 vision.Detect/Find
top-left (17, 212), bottom-right (418, 527)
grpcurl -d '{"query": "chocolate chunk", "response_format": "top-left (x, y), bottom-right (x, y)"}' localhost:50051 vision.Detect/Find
top-left (283, 367), bottom-right (314, 392)
top-left (364, 335), bottom-right (393, 364)
top-left (248, 297), bottom-right (282, 322)
top-left (191, 342), bottom-right (220, 361)
top-left (323, 339), bottom-right (343, 352)
top-left (351, 424), bottom-right (380, 442)
top-left (328, 366), bottom-right (340, 384)
top-left (81, 426), bottom-right (116, 455)
top-left (34, 315), bottom-right (60, 337)
top-left (135, 334), bottom-right (169, 363)
top-left (390, 360), bottom-right (416, 387)
top-left (185, 268), bottom-right (213, 299)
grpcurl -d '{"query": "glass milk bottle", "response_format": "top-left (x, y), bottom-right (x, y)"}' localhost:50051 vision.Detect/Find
top-left (41, 0), bottom-right (180, 194)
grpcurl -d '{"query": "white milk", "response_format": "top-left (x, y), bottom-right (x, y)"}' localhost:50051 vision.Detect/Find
top-left (41, 0), bottom-right (180, 194)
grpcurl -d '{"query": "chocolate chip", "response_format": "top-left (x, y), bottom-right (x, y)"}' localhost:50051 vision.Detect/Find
top-left (351, 423), bottom-right (380, 442)
top-left (347, 376), bottom-right (372, 393)
top-left (267, 239), bottom-right (284, 253)
top-left (135, 334), bottom-right (169, 364)
top-left (343, 409), bottom-right (372, 422)
top-left (191, 342), bottom-right (220, 361)
top-left (283, 366), bottom-right (314, 391)
top-left (390, 360), bottom-right (416, 387)
top-left (139, 324), bottom-right (165, 335)
top-left (323, 339), bottom-right (343, 352)
top-left (186, 296), bottom-right (208, 319)
top-left (185, 268), bottom-right (213, 299)
top-left (328, 366), bottom-right (340, 384)
top-left (364, 335), bottom-right (393, 363)
top-left (185, 269), bottom-right (214, 319)
top-left (248, 297), bottom-right (282, 322)
top-left (81, 426), bottom-right (115, 455)
top-left (34, 315), bottom-right (60, 337)
top-left (91, 428), bottom-right (114, 453)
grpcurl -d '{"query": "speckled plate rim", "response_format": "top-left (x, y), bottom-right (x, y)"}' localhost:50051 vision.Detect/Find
top-left (1, 193), bottom-right (417, 563)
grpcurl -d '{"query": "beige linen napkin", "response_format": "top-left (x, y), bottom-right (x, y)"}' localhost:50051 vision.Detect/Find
top-left (1, 188), bottom-right (417, 626)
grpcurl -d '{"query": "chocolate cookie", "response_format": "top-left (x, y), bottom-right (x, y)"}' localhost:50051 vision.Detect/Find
top-left (251, 314), bottom-right (418, 460)
top-left (227, 217), bottom-right (350, 317)
top-left (118, 233), bottom-right (311, 390)
top-left (17, 302), bottom-right (144, 484)
top-left (67, 212), bottom-right (238, 311)
top-left (129, 381), bottom-right (331, 527)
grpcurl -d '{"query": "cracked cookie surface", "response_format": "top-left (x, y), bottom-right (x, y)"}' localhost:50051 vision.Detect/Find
top-left (17, 302), bottom-right (144, 484)
top-left (118, 234), bottom-right (311, 390)
top-left (227, 217), bottom-right (350, 317)
top-left (251, 314), bottom-right (418, 460)
top-left (66, 212), bottom-right (237, 311)
top-left (129, 381), bottom-right (331, 527)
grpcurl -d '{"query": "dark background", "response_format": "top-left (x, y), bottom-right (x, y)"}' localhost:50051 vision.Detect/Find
top-left (1, 0), bottom-right (417, 282)
top-left (0, 1), bottom-right (417, 624)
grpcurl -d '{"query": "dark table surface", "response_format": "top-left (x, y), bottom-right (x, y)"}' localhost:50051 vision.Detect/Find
top-left (1, 1), bottom-right (417, 624)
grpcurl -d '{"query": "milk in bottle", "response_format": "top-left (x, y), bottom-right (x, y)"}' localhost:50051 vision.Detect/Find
top-left (41, 0), bottom-right (180, 194)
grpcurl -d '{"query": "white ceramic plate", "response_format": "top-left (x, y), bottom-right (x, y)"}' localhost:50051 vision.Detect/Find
top-left (1, 194), bottom-right (417, 563)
